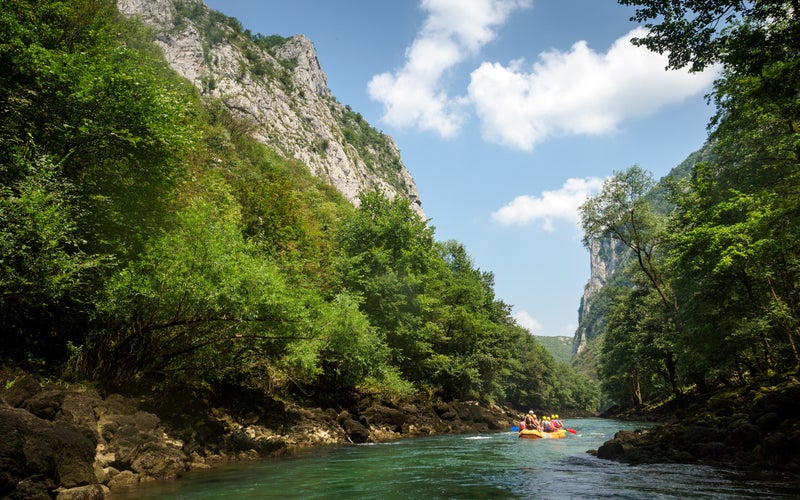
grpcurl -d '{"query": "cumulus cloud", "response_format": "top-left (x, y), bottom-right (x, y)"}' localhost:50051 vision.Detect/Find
top-left (468, 27), bottom-right (719, 150)
top-left (368, 0), bottom-right (531, 137)
top-left (514, 310), bottom-right (542, 333)
top-left (492, 177), bottom-right (604, 230)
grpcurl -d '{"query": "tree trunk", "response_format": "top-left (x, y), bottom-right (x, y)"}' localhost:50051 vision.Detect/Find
top-left (665, 352), bottom-right (681, 399)
top-left (767, 276), bottom-right (800, 366)
top-left (631, 369), bottom-right (643, 407)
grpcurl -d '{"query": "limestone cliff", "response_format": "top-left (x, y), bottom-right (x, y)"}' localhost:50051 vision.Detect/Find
top-left (117, 0), bottom-right (424, 217)
top-left (573, 237), bottom-right (625, 355)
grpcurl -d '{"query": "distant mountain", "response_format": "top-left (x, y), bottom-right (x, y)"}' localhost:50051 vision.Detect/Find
top-left (534, 336), bottom-right (573, 364)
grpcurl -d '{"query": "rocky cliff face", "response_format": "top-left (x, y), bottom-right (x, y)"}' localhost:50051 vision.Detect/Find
top-left (573, 237), bottom-right (624, 355)
top-left (117, 0), bottom-right (424, 217)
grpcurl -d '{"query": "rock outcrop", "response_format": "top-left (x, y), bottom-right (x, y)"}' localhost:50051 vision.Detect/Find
top-left (573, 237), bottom-right (625, 355)
top-left (592, 379), bottom-right (800, 474)
top-left (117, 0), bottom-right (424, 218)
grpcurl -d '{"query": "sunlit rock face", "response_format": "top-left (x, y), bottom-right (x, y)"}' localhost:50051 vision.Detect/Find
top-left (573, 237), bottom-right (622, 355)
top-left (118, 0), bottom-right (424, 218)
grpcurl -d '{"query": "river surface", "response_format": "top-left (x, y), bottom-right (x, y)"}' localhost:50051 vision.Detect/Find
top-left (112, 418), bottom-right (799, 499)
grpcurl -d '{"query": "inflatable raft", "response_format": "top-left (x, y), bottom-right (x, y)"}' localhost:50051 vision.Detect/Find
top-left (518, 428), bottom-right (567, 439)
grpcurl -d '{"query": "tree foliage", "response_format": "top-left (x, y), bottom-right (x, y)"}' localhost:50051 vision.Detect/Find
top-left (0, 0), bottom-right (598, 414)
top-left (0, 152), bottom-right (104, 368)
top-left (582, 1), bottom-right (800, 409)
top-left (618, 0), bottom-right (800, 73)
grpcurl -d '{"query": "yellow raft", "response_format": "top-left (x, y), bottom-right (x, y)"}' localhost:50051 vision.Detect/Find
top-left (518, 428), bottom-right (567, 439)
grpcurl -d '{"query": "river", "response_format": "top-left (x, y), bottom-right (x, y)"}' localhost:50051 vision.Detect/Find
top-left (111, 418), bottom-right (799, 499)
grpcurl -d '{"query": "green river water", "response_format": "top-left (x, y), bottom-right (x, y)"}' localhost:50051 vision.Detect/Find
top-left (111, 418), bottom-right (799, 499)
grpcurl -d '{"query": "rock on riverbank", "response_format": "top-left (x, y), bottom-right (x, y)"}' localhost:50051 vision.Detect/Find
top-left (0, 367), bottom-right (518, 498)
top-left (591, 378), bottom-right (800, 475)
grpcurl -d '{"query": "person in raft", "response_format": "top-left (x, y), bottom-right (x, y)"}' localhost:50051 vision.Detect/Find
top-left (542, 416), bottom-right (553, 432)
top-left (552, 415), bottom-right (563, 429)
top-left (523, 411), bottom-right (540, 431)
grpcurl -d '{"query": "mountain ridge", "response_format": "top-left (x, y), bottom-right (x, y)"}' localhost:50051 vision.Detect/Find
top-left (118, 0), bottom-right (424, 217)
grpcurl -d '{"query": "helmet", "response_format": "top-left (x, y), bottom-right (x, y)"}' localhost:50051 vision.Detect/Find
top-left (555, 415), bottom-right (559, 419)
top-left (528, 410), bottom-right (534, 414)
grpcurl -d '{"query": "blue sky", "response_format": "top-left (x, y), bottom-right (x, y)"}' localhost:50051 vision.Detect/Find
top-left (204, 0), bottom-right (718, 336)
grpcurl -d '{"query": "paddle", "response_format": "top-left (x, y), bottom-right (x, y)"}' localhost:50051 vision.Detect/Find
top-left (566, 428), bottom-right (576, 434)
top-left (511, 426), bottom-right (520, 432)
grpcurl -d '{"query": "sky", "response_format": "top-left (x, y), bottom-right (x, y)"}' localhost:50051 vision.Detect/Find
top-left (203, 0), bottom-right (719, 337)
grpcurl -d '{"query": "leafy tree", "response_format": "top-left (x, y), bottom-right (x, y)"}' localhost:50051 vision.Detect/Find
top-left (618, 0), bottom-right (800, 74)
top-left (334, 190), bottom-right (435, 372)
top-left (599, 1), bottom-right (800, 400)
top-left (83, 175), bottom-right (313, 389)
top-left (599, 275), bottom-right (678, 407)
top-left (549, 362), bottom-right (601, 412)
top-left (581, 166), bottom-right (683, 397)
top-left (313, 293), bottom-right (404, 395)
top-left (0, 152), bottom-right (104, 370)
top-left (669, 141), bottom-right (800, 378)
top-left (581, 166), bottom-right (676, 313)
top-left (1, 0), bottom-right (198, 260)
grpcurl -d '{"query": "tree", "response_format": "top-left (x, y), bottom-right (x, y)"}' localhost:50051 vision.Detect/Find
top-left (618, 0), bottom-right (800, 380)
top-left (82, 175), bottom-right (313, 389)
top-left (312, 293), bottom-right (404, 395)
top-left (618, 0), bottom-right (800, 73)
top-left (0, 152), bottom-right (104, 370)
top-left (581, 166), bottom-right (677, 317)
top-left (0, 0), bottom-right (198, 261)
top-left (334, 190), bottom-right (436, 374)
top-left (581, 166), bottom-right (683, 398)
top-left (599, 276), bottom-right (679, 407)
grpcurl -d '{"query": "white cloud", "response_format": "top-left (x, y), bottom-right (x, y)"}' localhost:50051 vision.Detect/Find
top-left (468, 27), bottom-right (719, 150)
top-left (368, 0), bottom-right (531, 137)
top-left (513, 310), bottom-right (542, 333)
top-left (492, 177), bottom-right (604, 230)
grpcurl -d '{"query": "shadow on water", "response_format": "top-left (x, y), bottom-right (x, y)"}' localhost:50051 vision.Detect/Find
top-left (111, 418), bottom-right (800, 499)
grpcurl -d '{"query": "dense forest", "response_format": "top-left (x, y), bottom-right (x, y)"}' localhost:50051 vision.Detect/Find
top-left (581, 0), bottom-right (800, 409)
top-left (0, 0), bottom-right (599, 414)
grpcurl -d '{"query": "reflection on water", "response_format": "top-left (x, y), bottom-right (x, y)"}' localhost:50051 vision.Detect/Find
top-left (111, 418), bottom-right (800, 499)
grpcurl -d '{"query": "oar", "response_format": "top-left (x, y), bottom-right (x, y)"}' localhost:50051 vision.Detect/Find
top-left (566, 428), bottom-right (576, 434)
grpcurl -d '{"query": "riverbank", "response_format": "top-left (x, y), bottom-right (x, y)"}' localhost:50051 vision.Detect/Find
top-left (591, 376), bottom-right (800, 476)
top-left (0, 366), bottom-right (520, 498)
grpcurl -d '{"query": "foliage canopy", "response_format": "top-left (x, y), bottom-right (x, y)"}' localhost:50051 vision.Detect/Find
top-left (0, 0), bottom-right (597, 413)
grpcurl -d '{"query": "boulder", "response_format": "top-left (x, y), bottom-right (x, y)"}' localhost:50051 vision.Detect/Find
top-left (4, 478), bottom-right (51, 500)
top-left (0, 404), bottom-right (96, 497)
top-left (337, 411), bottom-right (371, 444)
top-left (0, 370), bottom-right (42, 407)
top-left (21, 389), bottom-right (65, 420)
top-left (596, 440), bottom-right (626, 460)
top-left (131, 441), bottom-right (189, 479)
top-left (106, 470), bottom-right (141, 489)
top-left (55, 484), bottom-right (110, 500)
top-left (363, 405), bottom-right (406, 432)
